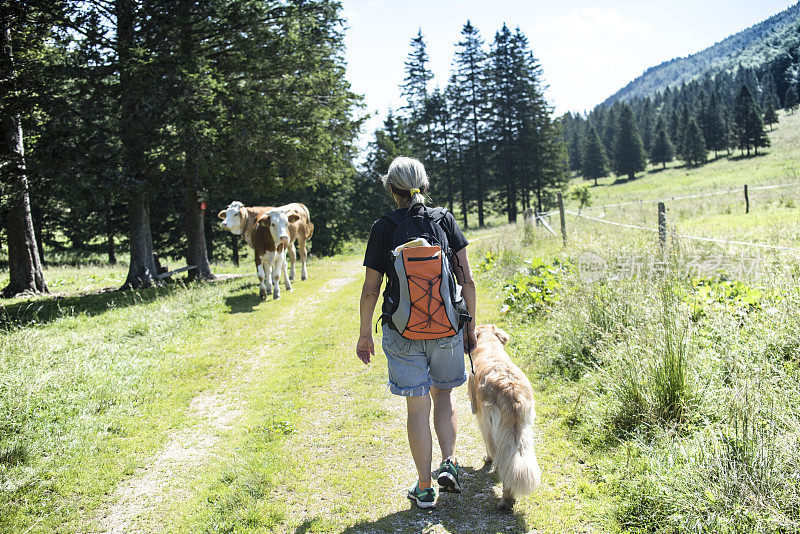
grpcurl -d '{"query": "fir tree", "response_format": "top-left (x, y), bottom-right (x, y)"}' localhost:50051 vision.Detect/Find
top-left (704, 92), bottom-right (728, 158)
top-left (733, 84), bottom-right (757, 154)
top-left (785, 86), bottom-right (798, 114)
top-left (650, 120), bottom-right (674, 169)
top-left (681, 119), bottom-right (707, 167)
top-left (612, 104), bottom-right (647, 180)
top-left (401, 29), bottom-right (434, 156)
top-left (581, 125), bottom-right (608, 186)
top-left (763, 95), bottom-right (779, 130)
top-left (452, 20), bottom-right (488, 227)
top-left (747, 108), bottom-right (770, 155)
top-left (402, 29), bottom-right (433, 115)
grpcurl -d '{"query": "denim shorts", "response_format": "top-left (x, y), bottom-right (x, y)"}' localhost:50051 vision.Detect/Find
top-left (381, 324), bottom-right (467, 397)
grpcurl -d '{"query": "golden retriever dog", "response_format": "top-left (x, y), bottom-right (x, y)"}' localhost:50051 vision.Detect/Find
top-left (468, 324), bottom-right (541, 510)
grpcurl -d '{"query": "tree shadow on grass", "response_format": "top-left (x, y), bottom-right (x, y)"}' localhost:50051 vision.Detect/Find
top-left (728, 151), bottom-right (769, 161)
top-left (0, 277), bottom-right (249, 329)
top-left (328, 463), bottom-right (528, 534)
top-left (0, 283), bottom-right (184, 329)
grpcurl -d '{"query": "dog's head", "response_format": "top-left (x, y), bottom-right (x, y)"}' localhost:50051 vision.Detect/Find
top-left (475, 324), bottom-right (510, 345)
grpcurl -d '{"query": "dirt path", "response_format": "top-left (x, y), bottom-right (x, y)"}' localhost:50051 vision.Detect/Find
top-left (95, 261), bottom-right (361, 533)
top-left (93, 255), bottom-right (593, 533)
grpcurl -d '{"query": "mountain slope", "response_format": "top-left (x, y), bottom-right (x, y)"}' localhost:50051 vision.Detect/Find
top-left (604, 3), bottom-right (800, 105)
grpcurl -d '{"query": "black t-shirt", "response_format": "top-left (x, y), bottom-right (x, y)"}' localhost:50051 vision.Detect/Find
top-left (363, 206), bottom-right (469, 278)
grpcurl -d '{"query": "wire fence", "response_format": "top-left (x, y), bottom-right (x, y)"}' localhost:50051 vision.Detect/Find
top-left (562, 209), bottom-right (800, 253)
top-left (540, 179), bottom-right (800, 217)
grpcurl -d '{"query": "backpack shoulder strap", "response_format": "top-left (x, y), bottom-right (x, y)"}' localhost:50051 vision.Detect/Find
top-left (428, 207), bottom-right (447, 222)
top-left (381, 211), bottom-right (404, 228)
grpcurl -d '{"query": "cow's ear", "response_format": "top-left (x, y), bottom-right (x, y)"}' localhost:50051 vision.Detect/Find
top-left (288, 213), bottom-right (300, 223)
top-left (217, 210), bottom-right (226, 220)
top-left (256, 214), bottom-right (269, 227)
top-left (492, 325), bottom-right (510, 345)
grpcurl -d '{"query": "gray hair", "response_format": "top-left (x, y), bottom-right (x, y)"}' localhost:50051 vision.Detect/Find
top-left (381, 156), bottom-right (429, 205)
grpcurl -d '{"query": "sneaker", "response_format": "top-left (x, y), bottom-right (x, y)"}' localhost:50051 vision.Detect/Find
top-left (407, 482), bottom-right (437, 509)
top-left (437, 458), bottom-right (462, 494)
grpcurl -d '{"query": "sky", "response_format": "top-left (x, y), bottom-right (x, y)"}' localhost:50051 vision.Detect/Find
top-left (342, 0), bottom-right (797, 147)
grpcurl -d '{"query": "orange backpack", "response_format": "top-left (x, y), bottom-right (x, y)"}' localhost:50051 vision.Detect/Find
top-left (380, 205), bottom-right (471, 340)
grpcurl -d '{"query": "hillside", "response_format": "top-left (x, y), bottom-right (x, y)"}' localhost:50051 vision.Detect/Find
top-left (604, 3), bottom-right (800, 105)
top-left (567, 108), bottom-right (800, 208)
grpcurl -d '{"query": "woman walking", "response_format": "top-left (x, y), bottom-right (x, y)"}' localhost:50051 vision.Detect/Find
top-left (356, 156), bottom-right (478, 509)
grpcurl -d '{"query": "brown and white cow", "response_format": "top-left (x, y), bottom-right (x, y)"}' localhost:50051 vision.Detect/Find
top-left (271, 202), bottom-right (314, 282)
top-left (217, 201), bottom-right (314, 299)
top-left (218, 201), bottom-right (291, 299)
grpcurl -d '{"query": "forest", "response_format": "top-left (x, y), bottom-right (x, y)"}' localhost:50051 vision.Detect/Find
top-left (0, 2), bottom-right (568, 298)
top-left (0, 0), bottom-right (362, 295)
top-left (356, 23), bottom-right (567, 232)
top-left (562, 64), bottom-right (796, 185)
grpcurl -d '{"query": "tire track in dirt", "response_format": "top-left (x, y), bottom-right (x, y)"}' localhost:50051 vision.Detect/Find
top-left (95, 260), bottom-right (361, 533)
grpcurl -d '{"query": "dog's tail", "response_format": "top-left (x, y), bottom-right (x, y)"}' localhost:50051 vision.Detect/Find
top-left (489, 398), bottom-right (541, 496)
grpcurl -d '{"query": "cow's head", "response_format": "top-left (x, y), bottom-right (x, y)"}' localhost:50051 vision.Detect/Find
top-left (257, 208), bottom-right (291, 248)
top-left (218, 201), bottom-right (247, 235)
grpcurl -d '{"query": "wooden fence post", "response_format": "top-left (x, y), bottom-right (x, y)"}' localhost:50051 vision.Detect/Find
top-left (744, 184), bottom-right (749, 214)
top-left (557, 192), bottom-right (567, 247)
top-left (231, 234), bottom-right (239, 267)
top-left (658, 202), bottom-right (667, 249)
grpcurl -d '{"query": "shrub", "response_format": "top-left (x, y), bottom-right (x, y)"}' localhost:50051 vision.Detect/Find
top-left (686, 276), bottom-right (761, 322)
top-left (502, 258), bottom-right (572, 317)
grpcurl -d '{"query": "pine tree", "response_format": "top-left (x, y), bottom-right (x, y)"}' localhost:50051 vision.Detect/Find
top-left (445, 76), bottom-right (471, 227)
top-left (733, 84), bottom-right (757, 155)
top-left (640, 98), bottom-right (655, 154)
top-left (512, 27), bottom-right (565, 215)
top-left (401, 29), bottom-right (434, 157)
top-left (565, 113), bottom-right (584, 173)
top-left (704, 92), bottom-right (728, 158)
top-left (676, 103), bottom-right (690, 156)
top-left (747, 108), bottom-right (770, 155)
top-left (486, 24), bottom-right (517, 222)
top-left (452, 20), bottom-right (488, 227)
top-left (763, 95), bottom-right (779, 130)
top-left (612, 104), bottom-right (646, 180)
top-left (0, 7), bottom-right (51, 296)
top-left (785, 86), bottom-right (798, 114)
top-left (426, 88), bottom-right (455, 212)
top-left (681, 119), bottom-right (707, 167)
top-left (650, 119), bottom-right (674, 169)
top-left (402, 29), bottom-right (433, 116)
top-left (581, 125), bottom-right (608, 185)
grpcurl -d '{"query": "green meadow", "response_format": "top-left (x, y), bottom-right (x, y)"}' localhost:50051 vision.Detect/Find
top-left (1, 112), bottom-right (798, 533)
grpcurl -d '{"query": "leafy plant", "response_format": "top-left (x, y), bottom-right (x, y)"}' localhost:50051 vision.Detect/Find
top-left (502, 258), bottom-right (572, 316)
top-left (476, 251), bottom-right (499, 273)
top-left (686, 276), bottom-right (762, 321)
top-left (568, 183), bottom-right (592, 211)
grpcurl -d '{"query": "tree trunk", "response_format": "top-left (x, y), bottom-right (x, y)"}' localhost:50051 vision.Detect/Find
top-left (0, 22), bottom-right (47, 297)
top-left (106, 211), bottom-right (116, 264)
top-left (117, 0), bottom-right (158, 289)
top-left (455, 139), bottom-right (468, 229)
top-left (441, 122), bottom-right (454, 213)
top-left (179, 0), bottom-right (213, 283)
top-left (122, 186), bottom-right (159, 288)
top-left (185, 167), bottom-right (213, 281)
top-left (506, 184), bottom-right (516, 223)
top-left (32, 204), bottom-right (44, 266)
